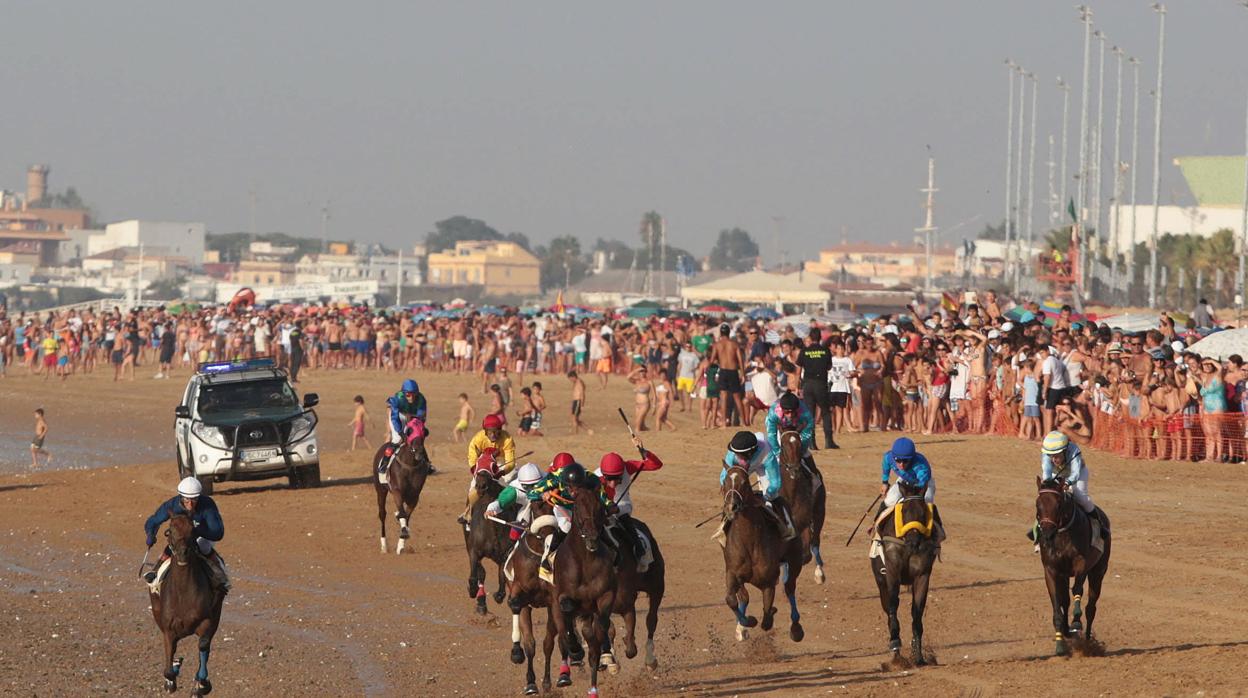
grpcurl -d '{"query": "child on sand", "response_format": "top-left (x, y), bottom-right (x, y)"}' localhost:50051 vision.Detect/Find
top-left (348, 395), bottom-right (371, 451)
top-left (517, 387), bottom-right (537, 435)
top-left (488, 384), bottom-right (506, 425)
top-left (31, 408), bottom-right (51, 468)
top-left (453, 393), bottom-right (474, 443)
top-left (567, 370), bottom-right (592, 435)
top-left (530, 382), bottom-right (546, 436)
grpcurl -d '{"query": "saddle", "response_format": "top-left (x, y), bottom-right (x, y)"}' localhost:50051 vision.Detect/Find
top-left (604, 520), bottom-right (655, 574)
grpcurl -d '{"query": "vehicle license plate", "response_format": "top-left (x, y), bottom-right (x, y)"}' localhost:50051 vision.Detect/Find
top-left (243, 448), bottom-right (278, 461)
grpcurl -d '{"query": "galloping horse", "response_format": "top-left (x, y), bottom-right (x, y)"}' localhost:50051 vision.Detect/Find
top-left (720, 463), bottom-right (805, 643)
top-left (371, 418), bottom-right (431, 554)
top-left (870, 479), bottom-right (939, 665)
top-left (463, 465), bottom-right (513, 614)
top-left (778, 430), bottom-right (827, 584)
top-left (551, 481), bottom-right (618, 696)
top-left (605, 514), bottom-right (665, 670)
top-left (504, 498), bottom-right (582, 695)
top-left (1035, 477), bottom-right (1111, 656)
top-left (150, 514), bottom-right (224, 696)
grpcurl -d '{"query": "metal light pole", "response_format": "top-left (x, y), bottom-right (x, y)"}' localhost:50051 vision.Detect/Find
top-left (1057, 77), bottom-right (1071, 224)
top-left (1015, 63), bottom-right (1028, 289)
top-left (1110, 45), bottom-right (1125, 288)
top-left (1090, 30), bottom-right (1108, 284)
top-left (1048, 134), bottom-right (1059, 227)
top-left (1148, 3), bottom-right (1166, 309)
top-left (1005, 59), bottom-right (1017, 281)
top-left (1076, 6), bottom-right (1093, 293)
top-left (1240, 87), bottom-right (1248, 313)
top-left (1128, 56), bottom-right (1141, 298)
top-left (1024, 72), bottom-right (1039, 290)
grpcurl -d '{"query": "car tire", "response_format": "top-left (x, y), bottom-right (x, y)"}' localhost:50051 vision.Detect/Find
top-left (177, 449), bottom-right (188, 479)
top-left (197, 476), bottom-right (214, 496)
top-left (298, 464), bottom-right (321, 489)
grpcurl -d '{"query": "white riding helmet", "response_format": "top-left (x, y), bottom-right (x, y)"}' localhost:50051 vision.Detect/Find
top-left (516, 462), bottom-right (543, 487)
top-left (177, 476), bottom-right (204, 499)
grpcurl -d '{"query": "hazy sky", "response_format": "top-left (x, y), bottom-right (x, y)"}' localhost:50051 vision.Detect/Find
top-left (4, 2), bottom-right (1247, 262)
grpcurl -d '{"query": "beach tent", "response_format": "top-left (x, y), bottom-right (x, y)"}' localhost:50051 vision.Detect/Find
top-left (1185, 328), bottom-right (1248, 360)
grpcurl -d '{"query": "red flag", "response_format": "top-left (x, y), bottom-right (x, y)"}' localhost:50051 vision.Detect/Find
top-left (940, 291), bottom-right (959, 313)
top-left (554, 290), bottom-right (566, 314)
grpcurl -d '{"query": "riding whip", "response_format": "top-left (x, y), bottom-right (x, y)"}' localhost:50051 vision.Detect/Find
top-left (138, 545), bottom-right (152, 579)
top-left (612, 407), bottom-right (647, 502)
top-left (845, 493), bottom-right (883, 547)
top-left (693, 510), bottom-right (722, 528)
top-left (486, 515), bottom-right (528, 530)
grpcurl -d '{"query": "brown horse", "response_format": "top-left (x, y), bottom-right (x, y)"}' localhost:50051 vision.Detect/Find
top-left (778, 430), bottom-right (827, 584)
top-left (371, 421), bottom-right (431, 554)
top-left (463, 468), bottom-right (513, 615)
top-left (150, 514), bottom-right (224, 696)
top-left (720, 463), bottom-right (805, 643)
top-left (551, 481), bottom-right (618, 696)
top-left (1035, 476), bottom-right (1111, 656)
top-left (504, 498), bottom-right (583, 695)
top-left (870, 479), bottom-right (939, 665)
top-left (605, 514), bottom-right (665, 669)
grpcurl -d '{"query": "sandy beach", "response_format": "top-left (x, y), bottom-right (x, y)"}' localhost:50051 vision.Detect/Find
top-left (1, 365), bottom-right (1245, 696)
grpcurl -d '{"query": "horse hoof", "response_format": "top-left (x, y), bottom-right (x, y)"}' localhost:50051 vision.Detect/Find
top-left (625, 643), bottom-right (638, 660)
top-left (1055, 639), bottom-right (1070, 657)
top-left (194, 678), bottom-right (212, 696)
top-left (164, 679), bottom-right (176, 693)
top-left (814, 566), bottom-right (826, 585)
top-left (557, 671), bottom-right (573, 688)
top-left (493, 590), bottom-right (507, 604)
top-left (645, 656), bottom-right (659, 670)
top-left (790, 623), bottom-right (805, 643)
top-left (760, 614), bottom-right (775, 632)
top-left (510, 643), bottom-right (525, 665)
top-left (475, 601), bottom-right (488, 615)
top-left (524, 683), bottom-right (539, 696)
top-left (743, 615), bottom-right (758, 628)
top-left (399, 528), bottom-right (411, 540)
top-left (735, 624), bottom-right (748, 642)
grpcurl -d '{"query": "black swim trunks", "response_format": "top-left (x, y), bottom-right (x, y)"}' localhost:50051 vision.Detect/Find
top-left (718, 368), bottom-right (744, 394)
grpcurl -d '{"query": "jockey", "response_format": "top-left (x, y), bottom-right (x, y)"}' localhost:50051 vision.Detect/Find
top-left (378, 378), bottom-right (430, 475)
top-left (596, 435), bottom-right (663, 565)
top-left (765, 391), bottom-right (823, 488)
top-left (142, 477), bottom-right (230, 592)
top-left (1032, 430), bottom-right (1107, 551)
top-left (526, 462), bottom-right (610, 575)
top-left (485, 462), bottom-right (545, 540)
top-left (877, 437), bottom-right (944, 542)
top-left (458, 414), bottom-right (516, 525)
top-left (715, 430), bottom-right (796, 543)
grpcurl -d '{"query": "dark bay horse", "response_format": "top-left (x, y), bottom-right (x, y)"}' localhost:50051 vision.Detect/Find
top-left (605, 514), bottom-right (665, 669)
top-left (551, 481), bottom-right (618, 696)
top-left (504, 498), bottom-right (582, 695)
top-left (778, 430), bottom-right (827, 584)
top-left (371, 419), bottom-right (431, 554)
top-left (720, 463), bottom-right (805, 643)
top-left (150, 514), bottom-right (224, 696)
top-left (1036, 476), bottom-right (1111, 656)
top-left (870, 479), bottom-right (939, 665)
top-left (463, 467), bottom-right (513, 615)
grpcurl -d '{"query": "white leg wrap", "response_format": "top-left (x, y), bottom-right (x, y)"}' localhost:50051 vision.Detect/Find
top-left (379, 537), bottom-right (386, 553)
top-left (512, 614), bottom-right (522, 643)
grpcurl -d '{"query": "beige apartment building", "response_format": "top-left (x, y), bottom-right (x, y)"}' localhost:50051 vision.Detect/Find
top-left (426, 240), bottom-right (540, 297)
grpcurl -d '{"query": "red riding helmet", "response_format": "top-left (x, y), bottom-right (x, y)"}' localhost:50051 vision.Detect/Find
top-left (599, 452), bottom-right (626, 477)
top-left (483, 414), bottom-right (503, 430)
top-left (550, 452), bottom-right (575, 473)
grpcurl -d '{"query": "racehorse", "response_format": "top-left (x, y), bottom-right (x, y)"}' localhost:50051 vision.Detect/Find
top-left (870, 479), bottom-right (939, 665)
top-left (504, 498), bottom-right (583, 695)
top-left (371, 418), bottom-right (431, 554)
top-left (150, 514), bottom-right (224, 696)
top-left (720, 463), bottom-right (805, 643)
top-left (551, 480), bottom-right (618, 696)
top-left (605, 514), bottom-right (665, 670)
top-left (1036, 476), bottom-right (1111, 656)
top-left (463, 464), bottom-right (513, 615)
top-left (778, 430), bottom-right (827, 584)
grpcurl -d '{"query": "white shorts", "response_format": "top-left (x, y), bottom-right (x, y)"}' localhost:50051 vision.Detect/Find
top-left (884, 478), bottom-right (936, 507)
top-left (453, 340), bottom-right (469, 358)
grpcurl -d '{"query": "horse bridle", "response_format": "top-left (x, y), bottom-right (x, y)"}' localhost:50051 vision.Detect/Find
top-left (779, 430), bottom-right (804, 476)
top-left (1037, 487), bottom-right (1073, 532)
top-left (722, 464), bottom-right (751, 516)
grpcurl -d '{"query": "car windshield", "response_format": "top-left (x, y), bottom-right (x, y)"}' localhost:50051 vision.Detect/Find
top-left (198, 378), bottom-right (298, 415)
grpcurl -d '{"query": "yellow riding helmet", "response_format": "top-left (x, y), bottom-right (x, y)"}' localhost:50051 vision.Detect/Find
top-left (1042, 431), bottom-right (1069, 455)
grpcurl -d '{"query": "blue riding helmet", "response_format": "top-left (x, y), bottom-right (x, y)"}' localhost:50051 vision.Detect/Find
top-left (401, 378), bottom-right (419, 394)
top-left (890, 437), bottom-right (916, 461)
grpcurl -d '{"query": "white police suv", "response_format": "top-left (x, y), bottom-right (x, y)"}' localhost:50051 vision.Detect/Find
top-left (175, 358), bottom-right (321, 494)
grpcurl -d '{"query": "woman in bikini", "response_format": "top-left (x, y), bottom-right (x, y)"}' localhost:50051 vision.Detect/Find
top-left (629, 365), bottom-right (654, 431)
top-left (654, 368), bottom-right (677, 431)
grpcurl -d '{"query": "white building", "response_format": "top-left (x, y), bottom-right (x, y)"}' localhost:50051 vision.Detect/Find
top-left (295, 252), bottom-right (421, 286)
top-left (87, 220), bottom-right (206, 268)
top-left (1107, 155), bottom-right (1247, 256)
top-left (0, 262), bottom-right (33, 287)
top-left (58, 228), bottom-right (106, 264)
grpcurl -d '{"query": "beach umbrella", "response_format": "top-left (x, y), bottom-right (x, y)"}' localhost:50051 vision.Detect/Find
top-left (1185, 328), bottom-right (1248, 360)
top-left (698, 305), bottom-right (731, 314)
top-left (478, 305), bottom-right (504, 316)
top-left (1098, 312), bottom-right (1160, 333)
top-left (764, 329), bottom-right (781, 344)
top-left (748, 307), bottom-right (780, 320)
top-left (630, 299), bottom-right (664, 309)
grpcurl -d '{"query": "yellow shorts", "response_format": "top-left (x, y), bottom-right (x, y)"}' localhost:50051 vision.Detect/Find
top-left (677, 377), bottom-right (695, 394)
top-left (596, 358), bottom-right (613, 373)
top-left (455, 419), bottom-right (469, 432)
